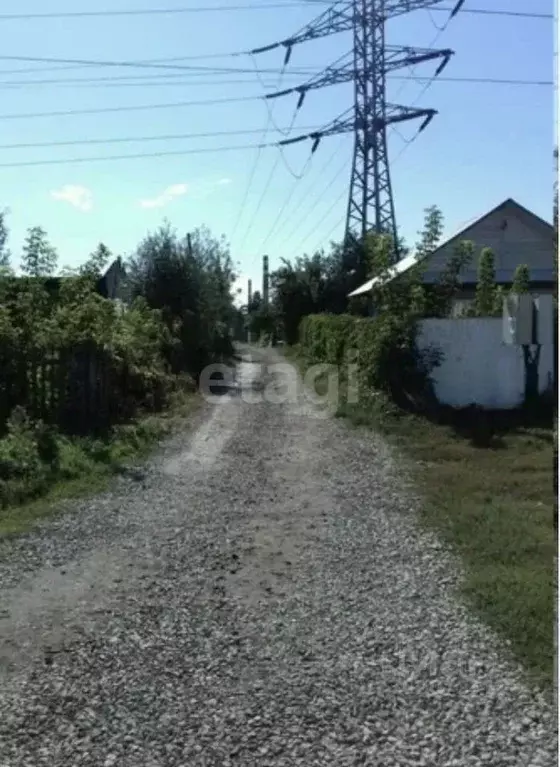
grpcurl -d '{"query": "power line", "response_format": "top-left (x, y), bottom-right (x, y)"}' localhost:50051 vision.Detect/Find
top-left (0, 95), bottom-right (261, 121)
top-left (0, 77), bottom-right (310, 91)
top-left (0, 72), bottom-right (549, 90)
top-left (0, 125), bottom-right (323, 152)
top-left (0, 66), bottom-right (320, 85)
top-left (231, 61), bottom-right (291, 242)
top-left (257, 154), bottom-right (314, 251)
top-left (0, 142), bottom-right (279, 169)
top-left (0, 2), bottom-right (332, 20)
top-left (438, 7), bottom-right (552, 18)
top-left (235, 57), bottom-right (300, 256)
top-left (0, 4), bottom-right (549, 20)
top-left (0, 54), bottom-right (320, 74)
top-left (281, 141), bottom-right (350, 246)
top-left (0, 74), bottom-right (548, 121)
top-left (292, 180), bottom-right (348, 254)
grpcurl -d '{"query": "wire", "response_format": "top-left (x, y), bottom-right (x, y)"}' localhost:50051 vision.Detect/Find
top-left (0, 125), bottom-right (323, 151)
top-left (293, 177), bottom-right (348, 253)
top-left (234, 54), bottom-right (296, 251)
top-left (0, 4), bottom-right (546, 21)
top-left (230, 60), bottom-right (289, 243)
top-left (0, 2), bottom-right (333, 20)
top-left (0, 95), bottom-right (262, 120)
top-left (0, 76), bottom-right (311, 91)
top-left (0, 74), bottom-right (548, 121)
top-left (432, 7), bottom-right (552, 19)
top-left (0, 67), bottom-right (320, 86)
top-left (258, 154), bottom-right (314, 251)
top-left (237, 147), bottom-right (284, 254)
top-left (0, 55), bottom-right (322, 75)
top-left (0, 142), bottom-right (280, 169)
top-left (286, 163), bottom-right (349, 248)
top-left (280, 137), bottom-right (348, 245)
top-left (0, 71), bottom-right (548, 91)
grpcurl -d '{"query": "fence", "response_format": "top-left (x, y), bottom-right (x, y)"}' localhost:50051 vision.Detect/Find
top-left (0, 342), bottom-right (166, 436)
top-left (418, 307), bottom-right (554, 409)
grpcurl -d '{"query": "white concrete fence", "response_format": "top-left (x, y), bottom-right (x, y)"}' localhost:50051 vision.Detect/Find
top-left (417, 298), bottom-right (554, 409)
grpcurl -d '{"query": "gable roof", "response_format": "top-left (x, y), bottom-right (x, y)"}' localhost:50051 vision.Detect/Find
top-left (348, 198), bottom-right (553, 297)
top-left (428, 197), bottom-right (553, 254)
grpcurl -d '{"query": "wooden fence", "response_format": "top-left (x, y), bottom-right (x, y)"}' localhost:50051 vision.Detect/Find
top-left (0, 342), bottom-right (165, 436)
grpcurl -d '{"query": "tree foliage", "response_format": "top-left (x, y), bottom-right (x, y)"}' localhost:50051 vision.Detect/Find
top-left (127, 222), bottom-right (237, 374)
top-left (474, 247), bottom-right (497, 316)
top-left (20, 226), bottom-right (58, 277)
top-left (0, 209), bottom-right (12, 274)
top-left (511, 264), bottom-right (530, 295)
top-left (80, 242), bottom-right (112, 278)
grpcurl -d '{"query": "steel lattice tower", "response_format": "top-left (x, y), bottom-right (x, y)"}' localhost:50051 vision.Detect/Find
top-left (253, 0), bottom-right (463, 261)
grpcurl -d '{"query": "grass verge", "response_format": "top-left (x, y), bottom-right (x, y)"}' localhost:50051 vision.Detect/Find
top-left (0, 388), bottom-right (201, 539)
top-left (285, 344), bottom-right (556, 690)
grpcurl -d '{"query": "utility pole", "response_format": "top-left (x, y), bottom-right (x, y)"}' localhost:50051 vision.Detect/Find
top-left (262, 255), bottom-right (269, 307)
top-left (248, 278), bottom-right (253, 308)
top-left (253, 0), bottom-right (463, 261)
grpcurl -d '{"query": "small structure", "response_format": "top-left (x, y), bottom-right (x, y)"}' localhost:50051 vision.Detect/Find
top-left (348, 198), bottom-right (555, 317)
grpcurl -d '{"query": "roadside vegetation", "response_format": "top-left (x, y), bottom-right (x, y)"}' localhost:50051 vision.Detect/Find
top-left (0, 213), bottom-right (237, 533)
top-left (269, 206), bottom-right (555, 689)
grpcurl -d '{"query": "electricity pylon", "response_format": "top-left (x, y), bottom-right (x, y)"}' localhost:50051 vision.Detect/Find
top-left (253, 0), bottom-right (464, 260)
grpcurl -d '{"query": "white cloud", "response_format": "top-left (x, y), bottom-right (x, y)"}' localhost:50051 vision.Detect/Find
top-left (139, 183), bottom-right (188, 209)
top-left (50, 184), bottom-right (93, 212)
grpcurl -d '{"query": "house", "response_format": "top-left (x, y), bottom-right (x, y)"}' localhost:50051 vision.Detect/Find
top-left (2, 258), bottom-right (129, 304)
top-left (95, 258), bottom-right (129, 302)
top-left (348, 198), bottom-right (555, 316)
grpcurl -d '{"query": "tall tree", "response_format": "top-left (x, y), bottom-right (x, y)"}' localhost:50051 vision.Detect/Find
top-left (80, 242), bottom-right (112, 277)
top-left (511, 264), bottom-right (530, 294)
top-left (128, 223), bottom-right (236, 373)
top-left (414, 205), bottom-right (444, 261)
top-left (20, 226), bottom-right (58, 277)
top-left (0, 209), bottom-right (11, 273)
top-left (474, 247), bottom-right (497, 316)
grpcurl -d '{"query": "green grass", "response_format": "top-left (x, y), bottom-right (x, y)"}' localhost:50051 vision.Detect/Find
top-left (285, 345), bottom-right (556, 690)
top-left (0, 389), bottom-right (201, 539)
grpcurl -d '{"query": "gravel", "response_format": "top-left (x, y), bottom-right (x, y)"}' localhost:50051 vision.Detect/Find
top-left (0, 345), bottom-right (556, 766)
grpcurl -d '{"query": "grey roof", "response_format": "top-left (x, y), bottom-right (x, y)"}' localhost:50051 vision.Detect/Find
top-left (348, 198), bottom-right (554, 298)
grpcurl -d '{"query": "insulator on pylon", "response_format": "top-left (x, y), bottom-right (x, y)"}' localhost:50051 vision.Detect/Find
top-left (296, 89), bottom-right (306, 110)
top-left (419, 113), bottom-right (435, 133)
top-left (283, 44), bottom-right (293, 66)
top-left (435, 55), bottom-right (451, 76)
top-left (450, 0), bottom-right (465, 17)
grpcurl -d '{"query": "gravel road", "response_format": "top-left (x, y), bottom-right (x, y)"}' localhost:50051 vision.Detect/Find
top-left (0, 346), bottom-right (556, 766)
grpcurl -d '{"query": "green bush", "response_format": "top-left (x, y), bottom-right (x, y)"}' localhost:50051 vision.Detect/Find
top-left (299, 310), bottom-right (439, 411)
top-left (0, 407), bottom-right (52, 506)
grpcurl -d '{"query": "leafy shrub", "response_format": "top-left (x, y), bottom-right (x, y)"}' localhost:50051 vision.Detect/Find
top-left (0, 408), bottom-right (52, 506)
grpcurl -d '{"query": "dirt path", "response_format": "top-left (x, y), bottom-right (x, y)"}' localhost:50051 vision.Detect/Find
top-left (0, 346), bottom-right (555, 766)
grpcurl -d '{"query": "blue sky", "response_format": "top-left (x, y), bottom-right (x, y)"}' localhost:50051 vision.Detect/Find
top-left (0, 0), bottom-right (553, 302)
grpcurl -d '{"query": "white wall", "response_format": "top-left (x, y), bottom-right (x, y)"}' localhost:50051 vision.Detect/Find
top-left (418, 300), bottom-right (554, 409)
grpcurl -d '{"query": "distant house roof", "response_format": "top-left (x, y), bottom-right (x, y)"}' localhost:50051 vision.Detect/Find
top-left (348, 198), bottom-right (554, 298)
top-left (5, 259), bottom-right (125, 299)
top-left (96, 258), bottom-right (126, 298)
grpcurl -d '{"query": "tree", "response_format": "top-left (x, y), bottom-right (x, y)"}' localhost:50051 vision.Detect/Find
top-left (0, 209), bottom-right (12, 274)
top-left (511, 264), bottom-right (530, 294)
top-left (414, 205), bottom-right (444, 261)
top-left (474, 247), bottom-right (497, 316)
top-left (20, 226), bottom-right (58, 277)
top-left (128, 223), bottom-right (237, 373)
top-left (80, 242), bottom-right (112, 278)
top-left (425, 240), bottom-right (474, 318)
